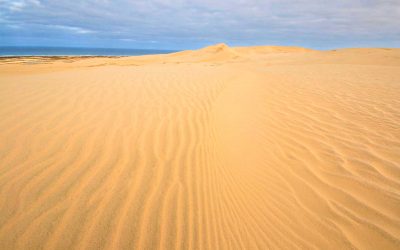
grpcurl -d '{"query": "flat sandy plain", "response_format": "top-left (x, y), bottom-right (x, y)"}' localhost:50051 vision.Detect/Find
top-left (0, 44), bottom-right (400, 249)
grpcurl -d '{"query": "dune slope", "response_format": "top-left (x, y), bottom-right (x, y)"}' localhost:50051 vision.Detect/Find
top-left (0, 45), bottom-right (400, 249)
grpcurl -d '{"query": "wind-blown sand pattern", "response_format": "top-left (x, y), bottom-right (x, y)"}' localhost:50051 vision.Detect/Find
top-left (1, 44), bottom-right (400, 249)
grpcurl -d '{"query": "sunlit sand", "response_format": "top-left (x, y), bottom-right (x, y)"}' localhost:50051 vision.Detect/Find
top-left (1, 44), bottom-right (400, 249)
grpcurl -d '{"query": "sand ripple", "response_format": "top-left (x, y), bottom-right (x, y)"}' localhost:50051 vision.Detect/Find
top-left (1, 46), bottom-right (400, 249)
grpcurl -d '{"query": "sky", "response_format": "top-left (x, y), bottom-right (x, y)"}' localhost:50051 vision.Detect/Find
top-left (0, 0), bottom-right (399, 50)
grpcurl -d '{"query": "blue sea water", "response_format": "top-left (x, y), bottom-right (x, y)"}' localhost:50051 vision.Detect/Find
top-left (0, 47), bottom-right (176, 56)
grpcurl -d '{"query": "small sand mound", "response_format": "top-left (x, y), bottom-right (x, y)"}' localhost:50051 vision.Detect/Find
top-left (200, 43), bottom-right (230, 53)
top-left (185, 43), bottom-right (241, 62)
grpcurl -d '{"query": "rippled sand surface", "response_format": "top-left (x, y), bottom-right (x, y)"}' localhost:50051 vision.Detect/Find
top-left (1, 44), bottom-right (400, 249)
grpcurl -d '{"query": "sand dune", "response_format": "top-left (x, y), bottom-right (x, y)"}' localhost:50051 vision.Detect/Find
top-left (0, 45), bottom-right (400, 249)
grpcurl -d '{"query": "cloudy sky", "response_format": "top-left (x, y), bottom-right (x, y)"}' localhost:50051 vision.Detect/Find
top-left (0, 0), bottom-right (399, 49)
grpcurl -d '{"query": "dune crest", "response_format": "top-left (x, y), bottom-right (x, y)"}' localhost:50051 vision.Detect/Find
top-left (234, 45), bottom-right (314, 54)
top-left (0, 45), bottom-right (400, 249)
top-left (200, 43), bottom-right (230, 52)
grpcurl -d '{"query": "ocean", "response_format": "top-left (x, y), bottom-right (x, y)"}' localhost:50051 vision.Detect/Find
top-left (0, 47), bottom-right (176, 56)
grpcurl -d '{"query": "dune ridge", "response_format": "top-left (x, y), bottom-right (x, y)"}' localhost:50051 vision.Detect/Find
top-left (0, 44), bottom-right (400, 249)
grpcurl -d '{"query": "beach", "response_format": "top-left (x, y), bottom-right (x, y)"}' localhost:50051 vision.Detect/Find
top-left (1, 44), bottom-right (400, 249)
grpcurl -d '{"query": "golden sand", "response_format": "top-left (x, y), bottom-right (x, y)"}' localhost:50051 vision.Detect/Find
top-left (1, 44), bottom-right (400, 249)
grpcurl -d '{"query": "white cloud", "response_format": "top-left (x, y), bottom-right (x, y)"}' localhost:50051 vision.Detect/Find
top-left (46, 24), bottom-right (95, 34)
top-left (1, 0), bottom-right (41, 12)
top-left (8, 1), bottom-right (27, 12)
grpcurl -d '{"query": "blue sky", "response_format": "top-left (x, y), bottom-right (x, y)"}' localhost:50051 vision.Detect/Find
top-left (0, 0), bottom-right (399, 50)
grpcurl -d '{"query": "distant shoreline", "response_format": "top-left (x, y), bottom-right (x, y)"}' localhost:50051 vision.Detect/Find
top-left (0, 46), bottom-right (177, 57)
top-left (0, 55), bottom-right (125, 58)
